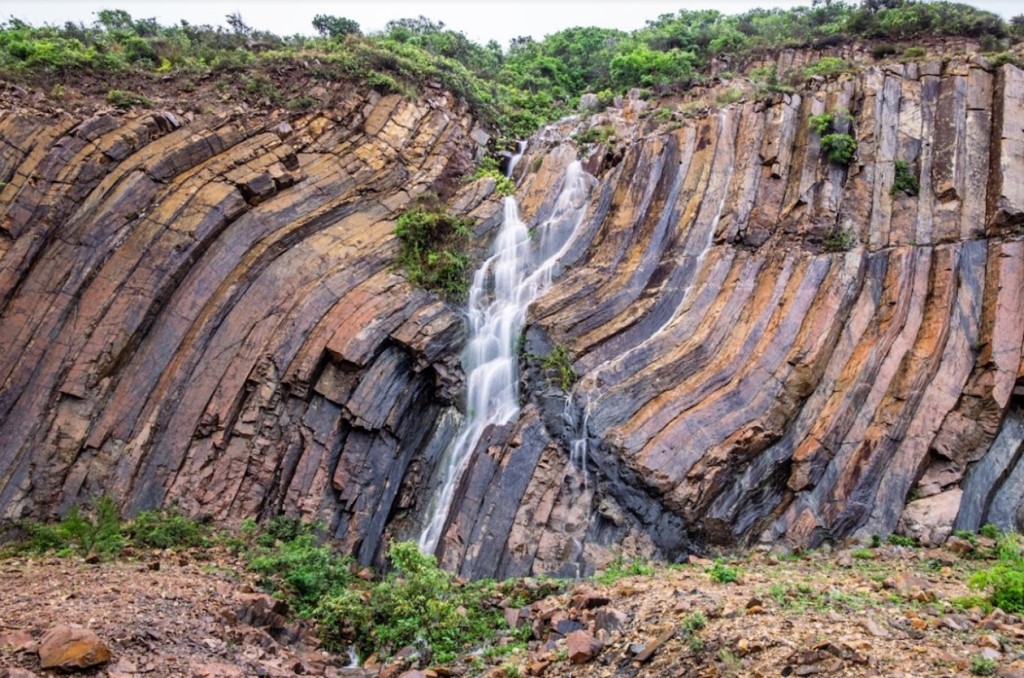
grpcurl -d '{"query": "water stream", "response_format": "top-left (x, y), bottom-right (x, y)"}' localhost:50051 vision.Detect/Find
top-left (418, 153), bottom-right (593, 554)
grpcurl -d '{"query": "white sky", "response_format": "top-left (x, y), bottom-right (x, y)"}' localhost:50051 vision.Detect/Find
top-left (3, 0), bottom-right (1019, 47)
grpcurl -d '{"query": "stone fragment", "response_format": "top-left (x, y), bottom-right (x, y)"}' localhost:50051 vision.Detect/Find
top-left (594, 607), bottom-right (629, 634)
top-left (37, 625), bottom-right (111, 670)
top-left (864, 622), bottom-right (888, 639)
top-left (0, 630), bottom-right (36, 653)
top-left (565, 630), bottom-right (601, 664)
top-left (5, 670), bottom-right (40, 678)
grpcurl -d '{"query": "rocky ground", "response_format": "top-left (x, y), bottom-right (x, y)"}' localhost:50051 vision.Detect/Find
top-left (2, 538), bottom-right (1023, 678)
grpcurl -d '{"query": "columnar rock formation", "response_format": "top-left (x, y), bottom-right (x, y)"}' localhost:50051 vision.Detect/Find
top-left (1, 51), bottom-right (1022, 579)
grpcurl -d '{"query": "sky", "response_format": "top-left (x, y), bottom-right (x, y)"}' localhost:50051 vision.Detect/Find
top-left (3, 0), bottom-right (1020, 47)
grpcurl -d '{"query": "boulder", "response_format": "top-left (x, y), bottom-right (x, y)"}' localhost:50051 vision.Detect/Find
top-left (897, 489), bottom-right (963, 546)
top-left (565, 630), bottom-right (601, 664)
top-left (37, 625), bottom-right (111, 670)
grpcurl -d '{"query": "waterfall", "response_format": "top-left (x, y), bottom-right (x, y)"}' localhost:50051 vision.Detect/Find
top-left (418, 153), bottom-right (593, 555)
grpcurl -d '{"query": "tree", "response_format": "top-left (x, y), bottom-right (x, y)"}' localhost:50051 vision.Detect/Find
top-left (311, 14), bottom-right (360, 39)
top-left (225, 12), bottom-right (251, 36)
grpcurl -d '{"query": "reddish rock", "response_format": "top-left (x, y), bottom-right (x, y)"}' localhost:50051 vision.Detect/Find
top-left (37, 625), bottom-right (111, 670)
top-left (0, 630), bottom-right (37, 653)
top-left (565, 630), bottom-right (601, 664)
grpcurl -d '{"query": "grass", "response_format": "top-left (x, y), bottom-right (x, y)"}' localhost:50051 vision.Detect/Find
top-left (971, 655), bottom-right (997, 675)
top-left (540, 344), bottom-right (577, 391)
top-left (968, 531), bottom-right (1024, 613)
top-left (708, 561), bottom-right (740, 584)
top-left (394, 197), bottom-right (475, 300)
top-left (106, 89), bottom-right (152, 109)
top-left (823, 228), bottom-right (856, 252)
top-left (594, 555), bottom-right (655, 585)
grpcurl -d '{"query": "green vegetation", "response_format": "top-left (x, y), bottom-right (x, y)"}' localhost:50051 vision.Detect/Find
top-left (1, 497), bottom-right (209, 559)
top-left (594, 555), bottom-right (655, 584)
top-left (469, 158), bottom-right (516, 197)
top-left (887, 533), bottom-right (917, 547)
top-left (316, 541), bottom-right (533, 663)
top-left (808, 112), bottom-right (834, 135)
top-left (820, 133), bottom-right (858, 165)
top-left (891, 160), bottom-right (920, 196)
top-left (128, 506), bottom-right (211, 549)
top-left (902, 46), bottom-right (927, 59)
top-left (394, 198), bottom-right (475, 300)
top-left (823, 228), bottom-right (856, 252)
top-left (802, 56), bottom-right (852, 78)
top-left (574, 124), bottom-right (616, 147)
top-left (106, 88), bottom-right (152, 108)
top-left (1, 2), bottom-right (1016, 141)
top-left (707, 560), bottom-right (740, 584)
top-left (980, 523), bottom-right (1001, 539)
top-left (968, 531), bottom-right (1024, 613)
top-left (971, 655), bottom-right (998, 676)
top-left (540, 344), bottom-right (577, 391)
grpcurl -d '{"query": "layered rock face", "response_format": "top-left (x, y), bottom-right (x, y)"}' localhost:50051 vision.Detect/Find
top-left (1, 52), bottom-right (1023, 579)
top-left (435, 54), bottom-right (1024, 576)
top-left (0, 89), bottom-right (501, 566)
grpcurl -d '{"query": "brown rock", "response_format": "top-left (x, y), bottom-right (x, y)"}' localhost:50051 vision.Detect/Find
top-left (37, 625), bottom-right (111, 670)
top-left (0, 630), bottom-right (37, 653)
top-left (190, 661), bottom-right (246, 677)
top-left (5, 669), bottom-right (41, 678)
top-left (565, 630), bottom-right (601, 664)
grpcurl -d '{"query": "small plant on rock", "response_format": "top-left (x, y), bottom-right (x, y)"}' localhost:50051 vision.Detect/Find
top-left (106, 89), bottom-right (152, 109)
top-left (891, 160), bottom-right (920, 196)
top-left (540, 344), bottom-right (576, 391)
top-left (823, 228), bottom-right (856, 252)
top-left (820, 133), bottom-right (858, 165)
top-left (394, 197), bottom-right (475, 300)
top-left (971, 655), bottom-right (998, 675)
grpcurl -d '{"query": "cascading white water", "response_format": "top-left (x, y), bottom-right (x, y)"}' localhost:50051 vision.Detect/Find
top-left (418, 156), bottom-right (592, 554)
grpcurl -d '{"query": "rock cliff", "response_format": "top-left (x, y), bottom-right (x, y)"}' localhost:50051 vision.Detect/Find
top-left (1, 49), bottom-right (1022, 578)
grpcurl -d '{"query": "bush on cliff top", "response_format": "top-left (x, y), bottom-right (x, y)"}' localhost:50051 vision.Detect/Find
top-left (0, 2), bottom-right (1015, 140)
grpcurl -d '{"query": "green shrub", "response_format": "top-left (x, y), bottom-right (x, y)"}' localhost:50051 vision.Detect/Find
top-left (248, 531), bottom-right (356, 616)
top-left (707, 561), bottom-right (739, 584)
top-left (820, 133), bottom-right (858, 164)
top-left (980, 523), bottom-right (1001, 539)
top-left (127, 508), bottom-right (210, 549)
top-left (902, 46), bottom-right (927, 60)
top-left (824, 228), bottom-right (856, 252)
top-left (574, 125), bottom-right (615, 146)
top-left (315, 541), bottom-right (515, 662)
top-left (891, 160), bottom-right (920, 196)
top-left (715, 87), bottom-right (742, 106)
top-left (968, 533), bottom-right (1024, 613)
top-left (394, 201), bottom-right (474, 300)
top-left (7, 496), bottom-right (125, 559)
top-left (872, 43), bottom-right (899, 59)
top-left (106, 89), bottom-right (152, 109)
top-left (887, 533), bottom-right (917, 547)
top-left (470, 167), bottom-right (515, 197)
top-left (803, 56), bottom-right (851, 78)
top-left (287, 95), bottom-right (320, 111)
top-left (808, 112), bottom-right (833, 135)
top-left (540, 344), bottom-right (576, 391)
top-left (971, 656), bottom-right (997, 676)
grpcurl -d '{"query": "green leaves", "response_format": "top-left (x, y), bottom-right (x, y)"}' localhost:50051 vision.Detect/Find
top-left (394, 203), bottom-right (475, 300)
